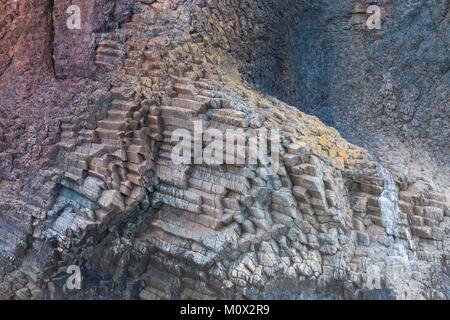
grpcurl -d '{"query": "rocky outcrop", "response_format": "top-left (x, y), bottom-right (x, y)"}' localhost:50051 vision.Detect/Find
top-left (0, 0), bottom-right (448, 300)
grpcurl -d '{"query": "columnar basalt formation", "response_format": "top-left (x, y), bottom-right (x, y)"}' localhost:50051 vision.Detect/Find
top-left (0, 0), bottom-right (448, 300)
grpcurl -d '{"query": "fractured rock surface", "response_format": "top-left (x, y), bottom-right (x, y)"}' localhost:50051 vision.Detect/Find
top-left (0, 0), bottom-right (448, 300)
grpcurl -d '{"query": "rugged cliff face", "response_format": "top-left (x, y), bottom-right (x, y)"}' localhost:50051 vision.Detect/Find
top-left (0, 0), bottom-right (448, 300)
top-left (250, 0), bottom-right (450, 185)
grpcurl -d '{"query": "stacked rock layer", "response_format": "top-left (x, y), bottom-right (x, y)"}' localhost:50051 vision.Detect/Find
top-left (0, 0), bottom-right (448, 299)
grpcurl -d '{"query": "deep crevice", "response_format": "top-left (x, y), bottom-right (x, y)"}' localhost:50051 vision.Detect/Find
top-left (48, 0), bottom-right (56, 78)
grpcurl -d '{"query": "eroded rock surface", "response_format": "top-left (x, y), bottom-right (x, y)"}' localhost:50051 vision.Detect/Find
top-left (0, 0), bottom-right (448, 300)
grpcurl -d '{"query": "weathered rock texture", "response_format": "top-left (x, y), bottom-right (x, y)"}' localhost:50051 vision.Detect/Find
top-left (0, 0), bottom-right (448, 300)
top-left (250, 0), bottom-right (450, 185)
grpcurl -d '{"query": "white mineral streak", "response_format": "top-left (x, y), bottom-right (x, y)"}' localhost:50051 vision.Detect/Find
top-left (376, 163), bottom-right (399, 237)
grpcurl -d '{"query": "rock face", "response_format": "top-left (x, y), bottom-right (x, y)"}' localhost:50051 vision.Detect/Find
top-left (0, 0), bottom-right (448, 300)
top-left (248, 0), bottom-right (449, 185)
